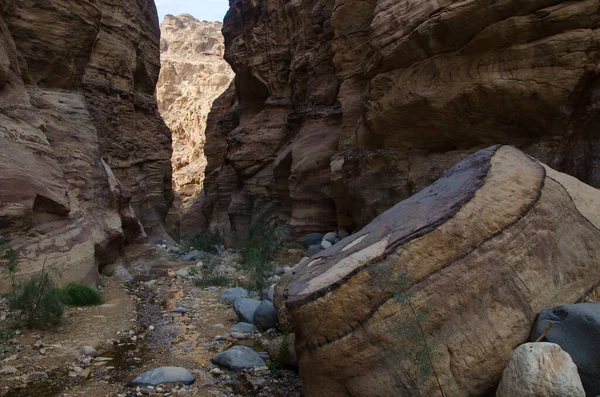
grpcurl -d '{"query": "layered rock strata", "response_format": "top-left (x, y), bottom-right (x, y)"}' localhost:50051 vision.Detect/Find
top-left (0, 0), bottom-right (174, 287)
top-left (156, 15), bottom-right (234, 213)
top-left (283, 146), bottom-right (600, 396)
top-left (196, 0), bottom-right (600, 242)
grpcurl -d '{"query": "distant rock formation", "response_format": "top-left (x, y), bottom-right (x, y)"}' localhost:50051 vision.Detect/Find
top-left (196, 0), bottom-right (600, 243)
top-left (156, 14), bottom-right (234, 214)
top-left (0, 0), bottom-right (174, 288)
top-left (284, 145), bottom-right (600, 396)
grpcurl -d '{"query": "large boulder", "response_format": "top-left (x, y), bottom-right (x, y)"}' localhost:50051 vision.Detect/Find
top-left (233, 298), bottom-right (261, 323)
top-left (496, 343), bottom-right (584, 397)
top-left (530, 303), bottom-right (600, 396)
top-left (211, 346), bottom-right (265, 370)
top-left (220, 287), bottom-right (250, 304)
top-left (254, 300), bottom-right (278, 330)
top-left (285, 146), bottom-right (600, 396)
top-left (128, 367), bottom-right (195, 387)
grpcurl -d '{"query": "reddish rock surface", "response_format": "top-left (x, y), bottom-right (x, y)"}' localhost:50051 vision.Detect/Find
top-left (0, 0), bottom-right (174, 287)
top-left (196, 0), bottom-right (600, 242)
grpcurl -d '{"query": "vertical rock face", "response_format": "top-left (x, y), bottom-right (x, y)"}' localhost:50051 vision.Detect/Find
top-left (156, 14), bottom-right (234, 213)
top-left (0, 0), bottom-right (174, 288)
top-left (198, 0), bottom-right (600, 242)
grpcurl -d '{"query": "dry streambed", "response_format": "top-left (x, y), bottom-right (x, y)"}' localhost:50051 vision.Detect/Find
top-left (0, 249), bottom-right (302, 396)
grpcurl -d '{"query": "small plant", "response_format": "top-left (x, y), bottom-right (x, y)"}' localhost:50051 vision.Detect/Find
top-left (2, 248), bottom-right (19, 307)
top-left (267, 360), bottom-right (284, 378)
top-left (186, 230), bottom-right (224, 253)
top-left (239, 221), bottom-right (284, 291)
top-left (60, 283), bottom-right (103, 306)
top-left (192, 265), bottom-right (233, 288)
top-left (367, 263), bottom-right (446, 397)
top-left (12, 262), bottom-right (63, 328)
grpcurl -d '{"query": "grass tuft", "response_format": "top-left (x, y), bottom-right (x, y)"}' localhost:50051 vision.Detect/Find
top-left (60, 283), bottom-right (103, 306)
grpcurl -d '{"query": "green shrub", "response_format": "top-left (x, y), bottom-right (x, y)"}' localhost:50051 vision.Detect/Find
top-left (186, 230), bottom-right (224, 253)
top-left (239, 221), bottom-right (283, 291)
top-left (60, 283), bottom-right (103, 306)
top-left (13, 274), bottom-right (63, 328)
top-left (267, 360), bottom-right (284, 378)
top-left (192, 264), bottom-right (233, 288)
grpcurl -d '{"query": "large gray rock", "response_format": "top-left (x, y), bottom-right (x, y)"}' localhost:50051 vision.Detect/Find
top-left (219, 287), bottom-right (249, 304)
top-left (323, 232), bottom-right (337, 244)
top-left (306, 244), bottom-right (322, 257)
top-left (261, 286), bottom-right (274, 302)
top-left (496, 342), bottom-right (584, 397)
top-left (211, 346), bottom-right (266, 370)
top-left (230, 322), bottom-right (257, 333)
top-left (530, 303), bottom-right (600, 396)
top-left (254, 300), bottom-right (278, 330)
top-left (233, 298), bottom-right (261, 323)
top-left (128, 367), bottom-right (195, 386)
top-left (180, 250), bottom-right (202, 261)
top-left (304, 233), bottom-right (324, 248)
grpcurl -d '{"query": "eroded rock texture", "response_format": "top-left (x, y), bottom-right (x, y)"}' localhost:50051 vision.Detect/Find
top-left (0, 0), bottom-right (173, 287)
top-left (284, 146), bottom-right (600, 396)
top-left (197, 0), bottom-right (600, 242)
top-left (156, 14), bottom-right (234, 213)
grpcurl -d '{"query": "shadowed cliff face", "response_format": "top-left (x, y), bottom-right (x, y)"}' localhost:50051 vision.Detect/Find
top-left (193, 0), bottom-right (600, 242)
top-left (156, 14), bottom-right (234, 216)
top-left (0, 0), bottom-right (174, 288)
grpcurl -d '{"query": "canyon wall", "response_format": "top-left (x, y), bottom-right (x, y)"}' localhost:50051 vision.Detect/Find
top-left (156, 15), bottom-right (234, 213)
top-left (0, 0), bottom-right (174, 287)
top-left (194, 0), bottom-right (600, 243)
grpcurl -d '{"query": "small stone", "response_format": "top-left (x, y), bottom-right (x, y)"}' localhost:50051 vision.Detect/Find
top-left (213, 335), bottom-right (226, 342)
top-left (0, 366), bottom-right (17, 375)
top-left (128, 367), bottom-right (195, 387)
top-left (230, 332), bottom-right (249, 340)
top-left (81, 346), bottom-right (98, 357)
top-left (170, 307), bottom-right (187, 314)
top-left (211, 346), bottom-right (266, 370)
top-left (148, 325), bottom-right (155, 331)
top-left (79, 368), bottom-right (91, 378)
top-left (3, 354), bottom-right (17, 362)
top-left (73, 366), bottom-right (84, 374)
top-left (230, 322), bottom-right (257, 334)
top-left (39, 348), bottom-right (46, 355)
top-left (320, 240), bottom-right (332, 249)
top-left (210, 368), bottom-right (222, 376)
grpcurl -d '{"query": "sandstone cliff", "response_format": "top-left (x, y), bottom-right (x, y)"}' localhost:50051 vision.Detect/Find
top-left (0, 0), bottom-right (174, 287)
top-left (156, 14), bottom-right (234, 213)
top-left (195, 0), bottom-right (600, 242)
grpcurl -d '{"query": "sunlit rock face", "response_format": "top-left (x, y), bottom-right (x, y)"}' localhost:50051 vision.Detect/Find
top-left (0, 0), bottom-right (174, 288)
top-left (156, 14), bottom-right (234, 214)
top-left (193, 0), bottom-right (600, 243)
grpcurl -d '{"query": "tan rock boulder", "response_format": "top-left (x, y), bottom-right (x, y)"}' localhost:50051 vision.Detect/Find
top-left (496, 342), bottom-right (584, 397)
top-left (285, 146), bottom-right (600, 396)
